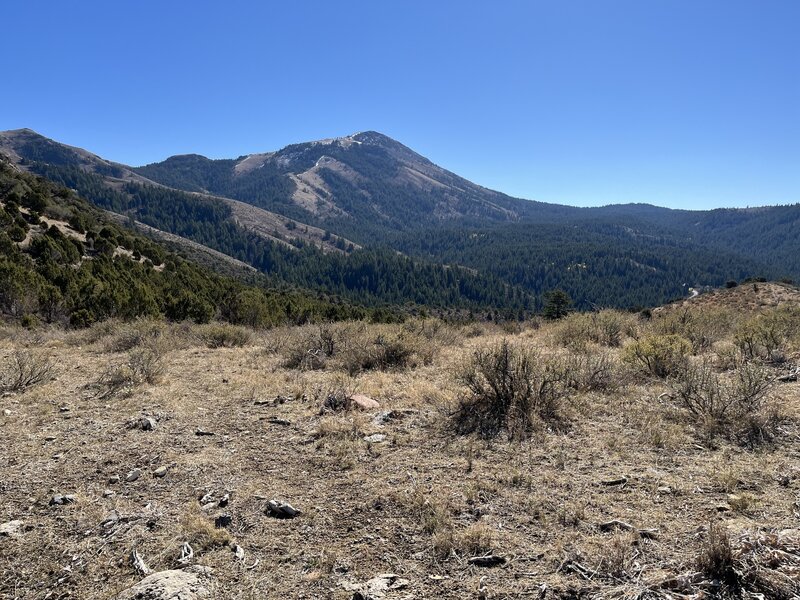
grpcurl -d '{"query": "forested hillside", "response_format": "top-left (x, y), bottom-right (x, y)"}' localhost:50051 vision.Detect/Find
top-left (3, 128), bottom-right (798, 312)
top-left (26, 161), bottom-right (533, 313)
top-left (0, 159), bottom-right (386, 326)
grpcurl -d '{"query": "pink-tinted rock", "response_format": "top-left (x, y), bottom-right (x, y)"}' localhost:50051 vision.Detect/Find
top-left (350, 394), bottom-right (380, 410)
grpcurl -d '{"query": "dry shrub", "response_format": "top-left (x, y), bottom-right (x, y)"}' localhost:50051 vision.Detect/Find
top-left (622, 334), bottom-right (691, 378)
top-left (338, 326), bottom-right (432, 375)
top-left (453, 339), bottom-right (569, 439)
top-left (128, 345), bottom-right (167, 385)
top-left (0, 349), bottom-right (53, 392)
top-left (312, 376), bottom-right (359, 413)
top-left (554, 310), bottom-right (636, 351)
top-left (283, 324), bottom-right (342, 370)
top-left (669, 361), bottom-right (777, 444)
top-left (562, 351), bottom-right (620, 392)
top-left (194, 323), bottom-right (252, 348)
top-left (97, 343), bottom-right (166, 398)
top-left (104, 319), bottom-right (165, 352)
top-left (402, 317), bottom-right (462, 348)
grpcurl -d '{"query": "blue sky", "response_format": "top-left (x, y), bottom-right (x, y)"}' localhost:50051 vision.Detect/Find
top-left (1, 1), bottom-right (798, 209)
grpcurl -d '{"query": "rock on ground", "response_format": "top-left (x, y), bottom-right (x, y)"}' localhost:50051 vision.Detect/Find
top-left (351, 394), bottom-right (380, 410)
top-left (0, 520), bottom-right (23, 537)
top-left (114, 566), bottom-right (212, 600)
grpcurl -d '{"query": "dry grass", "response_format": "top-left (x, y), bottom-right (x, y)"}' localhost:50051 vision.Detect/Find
top-left (1, 294), bottom-right (799, 598)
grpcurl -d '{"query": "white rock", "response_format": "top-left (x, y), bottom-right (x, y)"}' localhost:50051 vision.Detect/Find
top-left (0, 520), bottom-right (23, 537)
top-left (113, 566), bottom-right (212, 600)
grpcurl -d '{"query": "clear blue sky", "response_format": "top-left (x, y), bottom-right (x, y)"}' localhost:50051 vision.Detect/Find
top-left (1, 1), bottom-right (798, 209)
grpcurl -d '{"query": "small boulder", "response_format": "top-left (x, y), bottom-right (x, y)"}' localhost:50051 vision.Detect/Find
top-left (267, 500), bottom-right (301, 519)
top-left (153, 466), bottom-right (168, 478)
top-left (113, 566), bottom-right (212, 600)
top-left (351, 394), bottom-right (380, 411)
top-left (2, 409), bottom-right (11, 417)
top-left (125, 469), bottom-right (141, 483)
top-left (49, 494), bottom-right (76, 506)
top-left (363, 434), bottom-right (387, 444)
top-left (109, 475), bottom-right (121, 484)
top-left (138, 417), bottom-right (156, 431)
top-left (343, 573), bottom-right (410, 600)
top-left (0, 520), bottom-right (23, 537)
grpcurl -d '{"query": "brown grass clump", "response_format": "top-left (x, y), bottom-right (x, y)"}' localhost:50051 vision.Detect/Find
top-left (696, 522), bottom-right (736, 584)
top-left (433, 522), bottom-right (495, 560)
top-left (180, 507), bottom-right (234, 551)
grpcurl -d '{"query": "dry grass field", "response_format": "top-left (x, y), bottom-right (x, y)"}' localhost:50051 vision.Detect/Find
top-left (1, 285), bottom-right (799, 599)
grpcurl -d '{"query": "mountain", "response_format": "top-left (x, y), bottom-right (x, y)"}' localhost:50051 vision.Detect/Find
top-left (1, 129), bottom-right (531, 314)
top-left (134, 131), bottom-right (582, 242)
top-left (2, 127), bottom-right (798, 311)
top-left (0, 157), bottom-right (379, 327)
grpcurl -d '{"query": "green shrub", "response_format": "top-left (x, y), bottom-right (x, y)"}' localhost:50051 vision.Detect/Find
top-left (622, 334), bottom-right (691, 378)
top-left (650, 308), bottom-right (736, 354)
top-left (734, 307), bottom-right (800, 363)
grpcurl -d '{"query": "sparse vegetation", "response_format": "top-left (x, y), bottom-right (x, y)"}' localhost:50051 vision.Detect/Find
top-left (1, 290), bottom-right (799, 599)
top-left (0, 349), bottom-right (53, 392)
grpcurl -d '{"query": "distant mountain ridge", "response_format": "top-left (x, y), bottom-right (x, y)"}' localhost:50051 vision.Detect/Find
top-left (1, 127), bottom-right (798, 310)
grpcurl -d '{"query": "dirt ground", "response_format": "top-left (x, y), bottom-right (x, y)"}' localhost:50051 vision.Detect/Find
top-left (1, 304), bottom-right (799, 599)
